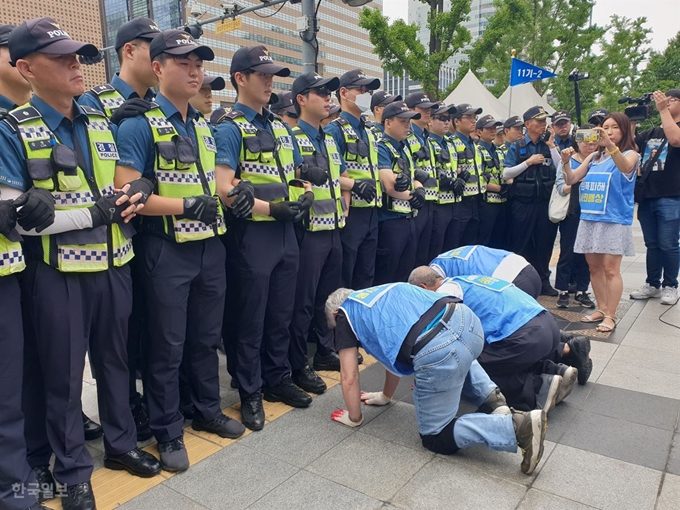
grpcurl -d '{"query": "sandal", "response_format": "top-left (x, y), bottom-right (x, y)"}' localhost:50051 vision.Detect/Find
top-left (581, 309), bottom-right (605, 323)
top-left (596, 316), bottom-right (617, 333)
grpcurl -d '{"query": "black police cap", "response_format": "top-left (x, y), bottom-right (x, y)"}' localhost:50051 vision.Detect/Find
top-left (523, 106), bottom-right (548, 121)
top-left (339, 69), bottom-right (380, 90)
top-left (370, 91), bottom-right (402, 112)
top-left (503, 116), bottom-right (524, 128)
top-left (203, 75), bottom-right (225, 91)
top-left (405, 92), bottom-right (437, 109)
top-left (0, 25), bottom-right (16, 46)
top-left (291, 72), bottom-right (340, 100)
top-left (149, 29), bottom-right (214, 61)
top-left (476, 114), bottom-right (501, 129)
top-left (552, 109), bottom-right (571, 124)
top-left (587, 108), bottom-right (609, 124)
top-left (432, 102), bottom-right (456, 116)
top-left (230, 45), bottom-right (289, 77)
top-left (115, 18), bottom-right (161, 51)
top-left (270, 91), bottom-right (295, 114)
top-left (382, 101), bottom-right (421, 121)
top-left (453, 103), bottom-right (483, 118)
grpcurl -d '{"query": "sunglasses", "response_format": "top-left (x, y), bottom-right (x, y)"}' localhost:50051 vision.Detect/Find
top-left (434, 115), bottom-right (451, 122)
top-left (310, 87), bottom-right (332, 97)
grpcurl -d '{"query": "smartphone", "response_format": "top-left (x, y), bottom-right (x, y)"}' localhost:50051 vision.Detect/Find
top-left (575, 129), bottom-right (600, 143)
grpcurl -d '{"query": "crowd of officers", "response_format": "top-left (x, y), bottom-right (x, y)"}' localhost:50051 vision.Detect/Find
top-left (0, 15), bottom-right (597, 510)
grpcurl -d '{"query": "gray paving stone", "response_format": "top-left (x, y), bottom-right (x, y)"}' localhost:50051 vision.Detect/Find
top-left (621, 330), bottom-right (680, 356)
top-left (546, 403), bottom-right (581, 443)
top-left (307, 431), bottom-right (432, 501)
top-left (630, 317), bottom-right (680, 337)
top-left (238, 405), bottom-right (354, 468)
top-left (583, 341), bottom-right (618, 385)
top-left (358, 363), bottom-right (414, 402)
top-left (533, 445), bottom-right (662, 510)
top-left (657, 473), bottom-right (680, 510)
top-left (581, 384), bottom-right (680, 430)
top-left (164, 444), bottom-right (298, 510)
top-left (517, 489), bottom-right (600, 510)
top-left (246, 470), bottom-right (381, 510)
top-left (668, 432), bottom-right (680, 476)
top-left (610, 345), bottom-right (680, 376)
top-left (118, 484), bottom-right (210, 510)
top-left (390, 457), bottom-right (526, 510)
top-left (598, 360), bottom-right (680, 400)
top-left (360, 401), bottom-right (423, 451)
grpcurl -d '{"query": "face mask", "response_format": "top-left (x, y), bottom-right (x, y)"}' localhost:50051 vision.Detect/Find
top-left (351, 92), bottom-right (372, 113)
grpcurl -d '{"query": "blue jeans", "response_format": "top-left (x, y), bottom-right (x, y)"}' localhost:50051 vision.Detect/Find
top-left (638, 197), bottom-right (680, 288)
top-left (412, 304), bottom-right (517, 452)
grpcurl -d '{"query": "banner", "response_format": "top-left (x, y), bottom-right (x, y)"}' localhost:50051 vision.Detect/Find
top-left (510, 58), bottom-right (556, 86)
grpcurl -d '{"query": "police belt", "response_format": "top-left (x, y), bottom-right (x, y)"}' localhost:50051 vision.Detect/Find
top-left (397, 298), bottom-right (459, 367)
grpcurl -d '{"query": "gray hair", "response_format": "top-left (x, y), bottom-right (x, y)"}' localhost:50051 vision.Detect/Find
top-left (408, 266), bottom-right (442, 288)
top-left (325, 288), bottom-right (354, 329)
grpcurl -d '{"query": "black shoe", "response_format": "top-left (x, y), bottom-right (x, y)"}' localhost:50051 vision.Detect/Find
top-left (313, 352), bottom-right (341, 371)
top-left (192, 413), bottom-right (246, 439)
top-left (575, 291), bottom-right (596, 308)
top-left (241, 393), bottom-right (265, 431)
top-left (292, 366), bottom-right (327, 394)
top-left (263, 375), bottom-right (312, 408)
top-left (540, 284), bottom-right (559, 297)
top-left (132, 403), bottom-right (152, 442)
top-left (33, 465), bottom-right (55, 501)
top-left (557, 291), bottom-right (570, 308)
top-left (104, 447), bottom-right (161, 478)
top-left (564, 335), bottom-right (592, 385)
top-left (82, 412), bottom-right (103, 441)
top-left (62, 481), bottom-right (96, 510)
top-left (357, 351), bottom-right (364, 365)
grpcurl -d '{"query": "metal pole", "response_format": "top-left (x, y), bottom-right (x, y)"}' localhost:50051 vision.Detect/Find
top-left (508, 86), bottom-right (513, 118)
top-left (300, 0), bottom-right (318, 73)
top-left (574, 81), bottom-right (582, 126)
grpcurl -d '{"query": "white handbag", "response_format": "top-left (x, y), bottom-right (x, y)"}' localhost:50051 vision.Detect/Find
top-left (549, 183), bottom-right (570, 223)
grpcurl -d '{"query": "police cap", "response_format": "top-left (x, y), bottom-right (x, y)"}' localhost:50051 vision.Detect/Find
top-left (230, 45), bottom-right (289, 77)
top-left (370, 91), bottom-right (402, 112)
top-left (523, 106), bottom-right (548, 121)
top-left (292, 72), bottom-right (340, 100)
top-left (476, 114), bottom-right (501, 129)
top-left (382, 101), bottom-right (421, 121)
top-left (503, 116), bottom-right (524, 128)
top-left (0, 25), bottom-right (15, 46)
top-left (149, 29), bottom-right (214, 61)
top-left (203, 75), bottom-right (225, 91)
top-left (338, 69), bottom-right (380, 90)
top-left (115, 18), bottom-right (160, 51)
top-left (404, 92), bottom-right (437, 109)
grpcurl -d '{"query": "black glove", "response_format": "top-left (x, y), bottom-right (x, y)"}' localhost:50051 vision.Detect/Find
top-left (352, 180), bottom-right (377, 202)
top-left (299, 164), bottom-right (328, 186)
top-left (226, 180), bottom-right (255, 219)
top-left (500, 183), bottom-right (510, 198)
top-left (414, 168), bottom-right (430, 184)
top-left (483, 172), bottom-right (493, 184)
top-left (394, 172), bottom-right (411, 192)
top-left (14, 188), bottom-right (55, 233)
top-left (409, 187), bottom-right (426, 209)
top-left (0, 200), bottom-right (18, 236)
top-left (182, 195), bottom-right (218, 224)
top-left (110, 98), bottom-right (153, 125)
top-left (123, 178), bottom-right (154, 205)
top-left (269, 200), bottom-right (301, 222)
top-left (294, 191), bottom-right (315, 222)
top-left (438, 176), bottom-right (456, 191)
top-left (453, 178), bottom-right (466, 198)
top-left (458, 169), bottom-right (471, 182)
top-left (89, 191), bottom-right (129, 228)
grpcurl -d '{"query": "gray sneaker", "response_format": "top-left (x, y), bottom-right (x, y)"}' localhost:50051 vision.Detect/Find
top-left (660, 286), bottom-right (679, 305)
top-left (630, 284), bottom-right (661, 300)
top-left (476, 387), bottom-right (511, 415)
top-left (158, 436), bottom-right (189, 472)
top-left (536, 374), bottom-right (561, 414)
top-left (555, 365), bottom-right (578, 404)
top-left (512, 408), bottom-right (547, 475)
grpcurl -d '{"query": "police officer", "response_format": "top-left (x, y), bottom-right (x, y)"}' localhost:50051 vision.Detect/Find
top-left (374, 101), bottom-right (426, 284)
top-left (494, 123), bottom-right (506, 153)
top-left (503, 106), bottom-right (560, 296)
top-left (213, 45), bottom-right (313, 431)
top-left (288, 72), bottom-right (348, 392)
top-left (476, 114), bottom-right (506, 246)
top-left (189, 74), bottom-right (225, 117)
top-left (552, 110), bottom-right (573, 151)
top-left (450, 104), bottom-right (485, 246)
top-left (115, 30), bottom-right (246, 471)
top-left (495, 115), bottom-right (525, 250)
top-left (321, 103), bottom-right (341, 127)
top-left (587, 108), bottom-right (609, 127)
top-left (369, 91), bottom-right (401, 135)
top-left (404, 92), bottom-right (439, 267)
top-left (270, 91), bottom-right (298, 129)
top-left (1, 18), bottom-right (161, 510)
top-left (325, 69), bottom-right (382, 290)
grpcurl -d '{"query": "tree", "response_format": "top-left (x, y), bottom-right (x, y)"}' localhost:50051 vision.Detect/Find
top-left (638, 31), bottom-right (680, 93)
top-left (359, 0), bottom-right (471, 100)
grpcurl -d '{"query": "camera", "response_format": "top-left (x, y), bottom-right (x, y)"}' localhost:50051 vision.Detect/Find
top-left (619, 93), bottom-right (653, 121)
top-left (575, 129), bottom-right (600, 143)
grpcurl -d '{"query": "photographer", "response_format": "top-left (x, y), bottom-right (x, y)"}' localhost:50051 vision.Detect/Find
top-left (629, 90), bottom-right (680, 306)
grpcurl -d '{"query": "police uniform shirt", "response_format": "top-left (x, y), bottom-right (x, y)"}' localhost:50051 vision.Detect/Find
top-left (78, 74), bottom-right (156, 111)
top-left (377, 132), bottom-right (410, 222)
top-left (478, 139), bottom-right (500, 164)
top-left (213, 101), bottom-right (303, 176)
top-left (0, 93), bottom-right (15, 111)
top-left (554, 135), bottom-right (573, 152)
top-left (324, 110), bottom-right (370, 156)
top-left (454, 130), bottom-right (476, 154)
top-left (503, 134), bottom-right (551, 168)
top-left (116, 92), bottom-right (204, 178)
top-left (295, 118), bottom-right (346, 174)
top-left (0, 95), bottom-right (97, 192)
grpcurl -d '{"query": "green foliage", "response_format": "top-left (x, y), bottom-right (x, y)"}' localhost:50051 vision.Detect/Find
top-left (638, 31), bottom-right (680, 93)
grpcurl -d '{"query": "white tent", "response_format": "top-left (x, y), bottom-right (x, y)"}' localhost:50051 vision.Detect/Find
top-left (498, 83), bottom-right (556, 118)
top-left (443, 70), bottom-right (507, 121)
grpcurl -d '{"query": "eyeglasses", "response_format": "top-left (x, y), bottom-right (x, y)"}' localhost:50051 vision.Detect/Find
top-left (310, 87), bottom-right (332, 97)
top-left (434, 115), bottom-right (451, 122)
top-left (347, 86), bottom-right (373, 95)
top-left (461, 114), bottom-right (477, 121)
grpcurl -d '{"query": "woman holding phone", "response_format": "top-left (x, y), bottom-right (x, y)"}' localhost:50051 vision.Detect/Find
top-left (563, 113), bottom-right (640, 332)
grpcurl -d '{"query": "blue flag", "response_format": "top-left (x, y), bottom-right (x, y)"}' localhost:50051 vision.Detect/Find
top-left (510, 58), bottom-right (556, 86)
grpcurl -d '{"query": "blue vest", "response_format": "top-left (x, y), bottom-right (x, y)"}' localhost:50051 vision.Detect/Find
top-left (430, 245), bottom-right (510, 277)
top-left (579, 151), bottom-right (637, 225)
top-left (339, 283), bottom-right (445, 376)
top-left (451, 275), bottom-right (544, 343)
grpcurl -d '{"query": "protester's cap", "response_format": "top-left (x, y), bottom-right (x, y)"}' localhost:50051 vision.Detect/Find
top-left (503, 115), bottom-right (524, 128)
top-left (203, 75), bottom-right (225, 90)
top-left (523, 106), bottom-right (548, 121)
top-left (404, 92), bottom-right (437, 109)
top-left (292, 72), bottom-right (340, 99)
top-left (9, 17), bottom-right (99, 65)
top-left (551, 109), bottom-right (571, 124)
top-left (149, 29), bottom-right (213, 61)
top-left (338, 69), bottom-right (380, 90)
top-left (230, 45), bottom-right (289, 76)
top-left (382, 101), bottom-right (421, 121)
top-left (115, 18), bottom-right (160, 51)
top-left (432, 102), bottom-right (455, 116)
top-left (453, 103), bottom-right (483, 118)
top-left (328, 104), bottom-right (341, 115)
top-left (665, 89), bottom-right (680, 99)
top-left (475, 114), bottom-right (501, 129)
top-left (370, 91), bottom-right (402, 112)
top-left (270, 91), bottom-right (295, 114)
top-left (0, 25), bottom-right (15, 46)
top-left (587, 108), bottom-right (609, 124)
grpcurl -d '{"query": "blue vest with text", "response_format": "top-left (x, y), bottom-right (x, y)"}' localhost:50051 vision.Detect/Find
top-left (430, 245), bottom-right (510, 277)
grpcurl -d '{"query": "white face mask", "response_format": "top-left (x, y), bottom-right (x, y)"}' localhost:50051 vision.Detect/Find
top-left (351, 92), bottom-right (372, 113)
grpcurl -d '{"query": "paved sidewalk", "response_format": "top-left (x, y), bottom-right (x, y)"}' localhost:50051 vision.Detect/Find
top-left (68, 219), bottom-right (680, 510)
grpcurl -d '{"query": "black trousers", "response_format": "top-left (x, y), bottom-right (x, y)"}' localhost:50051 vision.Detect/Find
top-left (477, 200), bottom-right (502, 247)
top-left (142, 236), bottom-right (225, 442)
top-left (428, 203), bottom-right (456, 262)
top-left (0, 276), bottom-right (39, 510)
top-left (477, 311), bottom-right (562, 411)
top-left (489, 201), bottom-right (511, 249)
top-left (289, 229), bottom-right (342, 370)
top-left (413, 201), bottom-right (434, 267)
top-left (456, 196), bottom-right (480, 247)
top-left (374, 216), bottom-right (417, 285)
top-left (126, 238), bottom-right (148, 410)
top-left (511, 200), bottom-right (557, 285)
top-left (224, 222), bottom-right (299, 399)
top-left (555, 212), bottom-right (590, 292)
top-left (22, 262), bottom-right (136, 485)
top-left (340, 207), bottom-right (378, 289)
top-left (512, 264), bottom-right (542, 299)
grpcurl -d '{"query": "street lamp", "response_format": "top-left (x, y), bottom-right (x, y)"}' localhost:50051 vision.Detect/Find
top-left (568, 68), bottom-right (589, 126)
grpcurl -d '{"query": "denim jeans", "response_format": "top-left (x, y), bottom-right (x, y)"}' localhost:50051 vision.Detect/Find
top-left (412, 304), bottom-right (517, 452)
top-left (638, 196), bottom-right (680, 288)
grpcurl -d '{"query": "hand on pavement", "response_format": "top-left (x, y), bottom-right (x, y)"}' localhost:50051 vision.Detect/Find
top-left (360, 391), bottom-right (392, 406)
